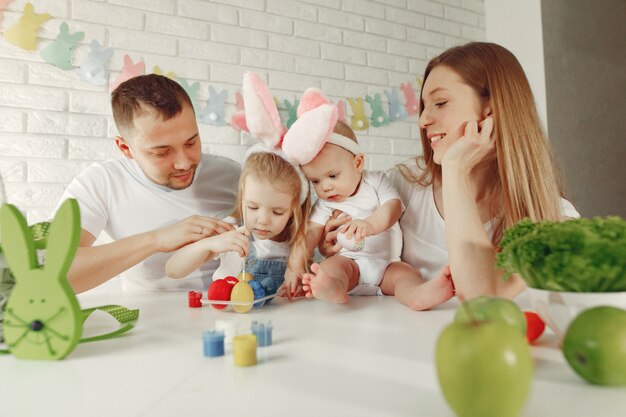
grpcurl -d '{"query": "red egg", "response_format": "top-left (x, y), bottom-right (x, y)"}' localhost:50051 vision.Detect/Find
top-left (207, 279), bottom-right (235, 310)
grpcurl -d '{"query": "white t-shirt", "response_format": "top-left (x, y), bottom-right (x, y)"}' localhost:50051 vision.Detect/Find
top-left (53, 154), bottom-right (241, 291)
top-left (389, 163), bottom-right (580, 281)
top-left (310, 170), bottom-right (403, 261)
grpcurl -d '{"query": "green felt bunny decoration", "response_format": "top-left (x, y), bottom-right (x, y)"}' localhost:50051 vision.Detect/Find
top-left (1, 199), bottom-right (139, 360)
top-left (1, 199), bottom-right (82, 359)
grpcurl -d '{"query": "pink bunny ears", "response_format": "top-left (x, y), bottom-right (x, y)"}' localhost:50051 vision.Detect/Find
top-left (238, 72), bottom-right (308, 205)
top-left (282, 88), bottom-right (362, 166)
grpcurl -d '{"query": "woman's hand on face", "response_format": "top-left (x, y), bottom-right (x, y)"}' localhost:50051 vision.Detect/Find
top-left (441, 116), bottom-right (495, 174)
top-left (319, 209), bottom-right (351, 257)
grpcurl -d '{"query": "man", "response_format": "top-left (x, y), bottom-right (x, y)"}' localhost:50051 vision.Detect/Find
top-left (53, 74), bottom-right (240, 293)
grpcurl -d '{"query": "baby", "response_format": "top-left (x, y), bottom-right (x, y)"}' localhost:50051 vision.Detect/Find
top-left (282, 89), bottom-right (453, 309)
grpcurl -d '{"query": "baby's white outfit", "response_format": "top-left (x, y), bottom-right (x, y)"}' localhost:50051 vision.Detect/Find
top-left (309, 171), bottom-right (403, 295)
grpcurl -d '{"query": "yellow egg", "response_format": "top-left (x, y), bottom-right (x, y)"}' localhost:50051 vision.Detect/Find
top-left (237, 271), bottom-right (253, 282)
top-left (231, 281), bottom-right (254, 313)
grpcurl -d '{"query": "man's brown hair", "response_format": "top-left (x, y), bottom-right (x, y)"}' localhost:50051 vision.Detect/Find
top-left (111, 74), bottom-right (193, 137)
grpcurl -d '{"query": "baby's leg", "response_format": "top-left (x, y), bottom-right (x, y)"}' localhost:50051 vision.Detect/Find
top-left (301, 256), bottom-right (359, 304)
top-left (380, 262), bottom-right (454, 310)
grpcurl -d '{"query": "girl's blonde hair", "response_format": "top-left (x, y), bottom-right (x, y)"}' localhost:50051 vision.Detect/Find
top-left (399, 42), bottom-right (565, 244)
top-left (232, 152), bottom-right (311, 272)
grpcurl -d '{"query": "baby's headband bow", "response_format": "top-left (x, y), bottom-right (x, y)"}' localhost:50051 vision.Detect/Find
top-left (282, 88), bottom-right (363, 166)
top-left (236, 72), bottom-right (309, 205)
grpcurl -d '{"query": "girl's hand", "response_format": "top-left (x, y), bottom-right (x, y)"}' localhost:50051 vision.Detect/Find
top-left (278, 269), bottom-right (304, 300)
top-left (441, 117), bottom-right (495, 174)
top-left (339, 219), bottom-right (373, 243)
top-left (203, 227), bottom-right (250, 258)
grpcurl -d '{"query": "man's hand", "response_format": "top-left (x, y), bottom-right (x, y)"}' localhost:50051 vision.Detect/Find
top-left (318, 209), bottom-right (351, 257)
top-left (152, 215), bottom-right (235, 252)
top-left (202, 227), bottom-right (250, 258)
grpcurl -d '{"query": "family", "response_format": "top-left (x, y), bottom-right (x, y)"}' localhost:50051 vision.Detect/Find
top-left (53, 42), bottom-right (579, 309)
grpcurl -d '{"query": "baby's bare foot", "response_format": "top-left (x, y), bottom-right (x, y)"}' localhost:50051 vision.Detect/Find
top-left (304, 263), bottom-right (349, 304)
top-left (406, 271), bottom-right (455, 311)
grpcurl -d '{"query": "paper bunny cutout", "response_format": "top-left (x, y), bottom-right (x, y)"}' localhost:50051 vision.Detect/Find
top-left (0, 199), bottom-right (83, 360)
top-left (178, 78), bottom-right (201, 113)
top-left (282, 88), bottom-right (339, 166)
top-left (201, 86), bottom-right (227, 126)
top-left (385, 88), bottom-right (407, 122)
top-left (229, 91), bottom-right (247, 132)
top-left (400, 82), bottom-right (420, 116)
top-left (3, 2), bottom-right (51, 51)
top-left (366, 93), bottom-right (389, 127)
top-left (0, 0), bottom-right (14, 26)
top-left (152, 65), bottom-right (176, 79)
top-left (110, 54), bottom-right (145, 92)
top-left (347, 97), bottom-right (369, 131)
top-left (283, 98), bottom-right (299, 128)
top-left (40, 22), bottom-right (85, 70)
top-left (75, 40), bottom-right (113, 86)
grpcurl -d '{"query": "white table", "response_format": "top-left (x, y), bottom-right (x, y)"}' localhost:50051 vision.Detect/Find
top-left (1, 283), bottom-right (624, 417)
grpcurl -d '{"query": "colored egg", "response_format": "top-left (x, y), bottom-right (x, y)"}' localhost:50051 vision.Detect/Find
top-left (238, 271), bottom-right (253, 282)
top-left (337, 232), bottom-right (365, 251)
top-left (231, 281), bottom-right (254, 313)
top-left (248, 280), bottom-right (267, 308)
top-left (207, 279), bottom-right (234, 310)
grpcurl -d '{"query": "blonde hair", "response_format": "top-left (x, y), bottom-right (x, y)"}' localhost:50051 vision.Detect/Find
top-left (232, 153), bottom-right (311, 272)
top-left (399, 42), bottom-right (565, 243)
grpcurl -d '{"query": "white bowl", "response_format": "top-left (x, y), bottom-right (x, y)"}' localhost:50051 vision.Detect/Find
top-left (527, 288), bottom-right (626, 342)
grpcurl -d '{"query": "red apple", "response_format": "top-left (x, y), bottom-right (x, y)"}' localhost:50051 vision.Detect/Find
top-left (524, 311), bottom-right (545, 343)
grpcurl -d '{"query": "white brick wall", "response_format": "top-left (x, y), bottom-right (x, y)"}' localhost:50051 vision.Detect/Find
top-left (0, 0), bottom-right (484, 222)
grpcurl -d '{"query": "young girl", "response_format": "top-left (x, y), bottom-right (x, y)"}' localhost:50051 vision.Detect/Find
top-left (166, 72), bottom-right (310, 299)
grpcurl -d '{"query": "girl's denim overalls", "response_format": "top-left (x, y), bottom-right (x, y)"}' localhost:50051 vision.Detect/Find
top-left (244, 239), bottom-right (287, 297)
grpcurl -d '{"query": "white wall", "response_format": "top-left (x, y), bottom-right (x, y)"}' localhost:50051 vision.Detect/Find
top-left (484, 0), bottom-right (547, 129)
top-left (0, 0), bottom-right (485, 222)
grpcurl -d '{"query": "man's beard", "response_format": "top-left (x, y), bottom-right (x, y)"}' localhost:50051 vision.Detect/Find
top-left (166, 166), bottom-right (197, 190)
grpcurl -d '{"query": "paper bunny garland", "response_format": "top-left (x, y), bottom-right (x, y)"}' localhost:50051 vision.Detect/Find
top-left (75, 40), bottom-right (113, 86)
top-left (3, 2), bottom-right (51, 51)
top-left (201, 86), bottom-right (227, 126)
top-left (110, 54), bottom-right (145, 92)
top-left (40, 22), bottom-right (85, 70)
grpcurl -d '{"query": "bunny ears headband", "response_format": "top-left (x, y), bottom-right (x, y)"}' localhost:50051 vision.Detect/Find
top-left (235, 72), bottom-right (363, 204)
top-left (236, 72), bottom-right (308, 205)
top-left (282, 88), bottom-right (362, 165)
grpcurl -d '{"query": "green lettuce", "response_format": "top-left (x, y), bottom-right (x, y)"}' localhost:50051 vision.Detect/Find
top-left (496, 217), bottom-right (626, 292)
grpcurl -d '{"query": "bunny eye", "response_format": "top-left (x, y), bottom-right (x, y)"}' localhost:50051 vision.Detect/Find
top-left (41, 299), bottom-right (46, 304)
top-left (29, 299), bottom-right (34, 304)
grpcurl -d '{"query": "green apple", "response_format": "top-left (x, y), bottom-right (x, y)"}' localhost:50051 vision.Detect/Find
top-left (563, 306), bottom-right (626, 386)
top-left (436, 319), bottom-right (533, 417)
top-left (454, 296), bottom-right (526, 336)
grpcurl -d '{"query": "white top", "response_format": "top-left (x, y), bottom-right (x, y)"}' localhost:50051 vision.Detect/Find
top-left (309, 170), bottom-right (403, 261)
top-left (53, 154), bottom-right (241, 291)
top-left (389, 163), bottom-right (580, 281)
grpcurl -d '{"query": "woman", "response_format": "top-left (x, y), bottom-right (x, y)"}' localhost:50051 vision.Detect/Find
top-left (323, 42), bottom-right (578, 301)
